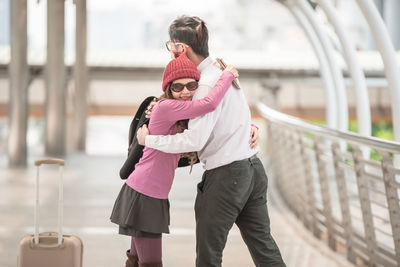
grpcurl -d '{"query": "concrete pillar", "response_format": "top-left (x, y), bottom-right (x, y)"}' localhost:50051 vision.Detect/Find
top-left (72, 0), bottom-right (88, 151)
top-left (8, 0), bottom-right (28, 167)
top-left (45, 0), bottom-right (66, 156)
top-left (384, 0), bottom-right (400, 50)
top-left (260, 76), bottom-right (280, 111)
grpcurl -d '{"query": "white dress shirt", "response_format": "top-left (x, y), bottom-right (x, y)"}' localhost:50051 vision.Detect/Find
top-left (145, 56), bottom-right (258, 170)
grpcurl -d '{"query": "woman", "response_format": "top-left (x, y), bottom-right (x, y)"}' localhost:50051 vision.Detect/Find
top-left (110, 53), bottom-right (238, 267)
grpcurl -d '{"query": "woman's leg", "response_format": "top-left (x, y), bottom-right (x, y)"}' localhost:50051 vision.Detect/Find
top-left (134, 236), bottom-right (162, 264)
top-left (130, 236), bottom-right (138, 256)
top-left (125, 237), bottom-right (139, 267)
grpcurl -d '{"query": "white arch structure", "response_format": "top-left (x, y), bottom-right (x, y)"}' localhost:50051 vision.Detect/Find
top-left (285, 4), bottom-right (338, 128)
top-left (277, 0), bottom-right (400, 150)
top-left (279, 0), bottom-right (362, 134)
top-left (316, 0), bottom-right (371, 137)
top-left (354, 0), bottom-right (400, 160)
top-left (296, 0), bottom-right (349, 132)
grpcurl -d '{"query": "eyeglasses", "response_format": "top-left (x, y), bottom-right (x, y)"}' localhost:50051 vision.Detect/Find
top-left (171, 81), bottom-right (199, 92)
top-left (165, 41), bottom-right (188, 52)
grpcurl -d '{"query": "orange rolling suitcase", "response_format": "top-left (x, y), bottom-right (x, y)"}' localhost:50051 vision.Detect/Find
top-left (17, 158), bottom-right (83, 267)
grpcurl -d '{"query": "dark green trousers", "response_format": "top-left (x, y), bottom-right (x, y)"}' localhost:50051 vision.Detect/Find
top-left (195, 155), bottom-right (285, 267)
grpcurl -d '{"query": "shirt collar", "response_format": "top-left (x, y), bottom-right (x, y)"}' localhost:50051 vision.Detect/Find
top-left (197, 56), bottom-right (214, 73)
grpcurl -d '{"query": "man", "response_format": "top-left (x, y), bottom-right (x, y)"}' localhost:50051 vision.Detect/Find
top-left (137, 16), bottom-right (285, 267)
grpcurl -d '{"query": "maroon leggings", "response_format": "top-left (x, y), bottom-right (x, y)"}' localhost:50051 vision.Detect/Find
top-left (130, 236), bottom-right (162, 263)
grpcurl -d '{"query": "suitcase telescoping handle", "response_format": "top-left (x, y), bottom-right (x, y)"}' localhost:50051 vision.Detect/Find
top-left (33, 158), bottom-right (65, 245)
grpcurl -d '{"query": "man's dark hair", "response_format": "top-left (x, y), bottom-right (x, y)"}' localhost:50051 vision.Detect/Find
top-left (169, 16), bottom-right (209, 58)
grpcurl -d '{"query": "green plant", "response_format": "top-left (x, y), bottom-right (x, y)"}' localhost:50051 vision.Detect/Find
top-left (309, 120), bottom-right (393, 162)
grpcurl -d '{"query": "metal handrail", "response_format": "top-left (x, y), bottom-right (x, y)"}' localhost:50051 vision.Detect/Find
top-left (257, 101), bottom-right (400, 153)
top-left (257, 101), bottom-right (400, 266)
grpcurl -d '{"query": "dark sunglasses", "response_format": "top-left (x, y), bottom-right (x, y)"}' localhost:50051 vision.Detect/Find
top-left (171, 81), bottom-right (199, 92)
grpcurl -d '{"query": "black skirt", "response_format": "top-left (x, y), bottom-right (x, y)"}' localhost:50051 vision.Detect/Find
top-left (110, 183), bottom-right (170, 237)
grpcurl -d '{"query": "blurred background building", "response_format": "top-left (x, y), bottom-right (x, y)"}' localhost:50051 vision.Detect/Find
top-left (2, 0), bottom-right (398, 160)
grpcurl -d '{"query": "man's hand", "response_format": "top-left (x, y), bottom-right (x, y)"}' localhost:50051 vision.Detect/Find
top-left (249, 125), bottom-right (259, 149)
top-left (137, 124), bottom-right (150, 146)
top-left (145, 98), bottom-right (158, 119)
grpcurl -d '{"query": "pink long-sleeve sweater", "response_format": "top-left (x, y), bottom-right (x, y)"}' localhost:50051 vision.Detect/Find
top-left (126, 71), bottom-right (235, 199)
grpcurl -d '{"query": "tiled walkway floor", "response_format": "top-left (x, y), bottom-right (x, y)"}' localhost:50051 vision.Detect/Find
top-left (0, 154), bottom-right (353, 267)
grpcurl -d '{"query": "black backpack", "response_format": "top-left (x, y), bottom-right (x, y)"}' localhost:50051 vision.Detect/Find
top-left (119, 96), bottom-right (198, 180)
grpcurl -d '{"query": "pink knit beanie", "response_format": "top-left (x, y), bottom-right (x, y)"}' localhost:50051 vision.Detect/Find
top-left (162, 53), bottom-right (200, 91)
